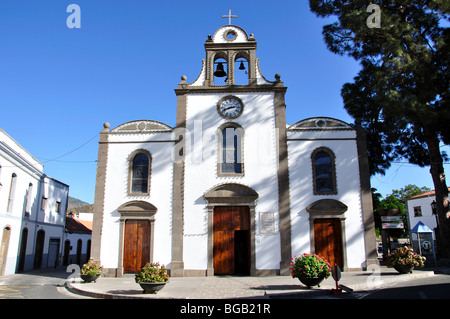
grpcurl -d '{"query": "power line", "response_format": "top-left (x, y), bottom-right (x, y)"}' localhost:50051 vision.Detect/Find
top-left (36, 133), bottom-right (99, 164)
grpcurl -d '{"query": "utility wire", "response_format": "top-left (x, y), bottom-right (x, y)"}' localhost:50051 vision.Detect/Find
top-left (36, 133), bottom-right (99, 164)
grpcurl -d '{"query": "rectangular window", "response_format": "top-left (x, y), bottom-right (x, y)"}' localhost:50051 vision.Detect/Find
top-left (56, 201), bottom-right (61, 213)
top-left (41, 197), bottom-right (47, 210)
top-left (414, 206), bottom-right (422, 217)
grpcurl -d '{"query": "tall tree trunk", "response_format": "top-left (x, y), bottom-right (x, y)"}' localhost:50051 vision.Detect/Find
top-left (424, 126), bottom-right (450, 258)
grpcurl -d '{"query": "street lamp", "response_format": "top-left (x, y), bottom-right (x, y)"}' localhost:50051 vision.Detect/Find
top-left (431, 200), bottom-right (439, 227)
top-left (431, 200), bottom-right (437, 215)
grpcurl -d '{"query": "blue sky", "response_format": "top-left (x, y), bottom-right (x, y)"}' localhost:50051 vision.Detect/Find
top-left (1, 1), bottom-right (448, 203)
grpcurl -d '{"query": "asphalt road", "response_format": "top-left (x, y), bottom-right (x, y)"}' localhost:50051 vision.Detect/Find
top-left (309, 274), bottom-right (450, 299)
top-left (0, 267), bottom-right (85, 299)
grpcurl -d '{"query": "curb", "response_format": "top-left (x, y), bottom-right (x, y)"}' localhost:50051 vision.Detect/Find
top-left (63, 270), bottom-right (436, 299)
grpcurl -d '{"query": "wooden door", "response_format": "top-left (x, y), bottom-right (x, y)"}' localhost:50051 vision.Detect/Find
top-left (0, 227), bottom-right (11, 276)
top-left (123, 220), bottom-right (151, 273)
top-left (314, 218), bottom-right (343, 269)
top-left (213, 206), bottom-right (250, 275)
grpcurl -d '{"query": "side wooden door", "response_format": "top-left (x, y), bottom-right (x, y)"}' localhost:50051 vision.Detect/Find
top-left (314, 218), bottom-right (343, 269)
top-left (123, 220), bottom-right (151, 273)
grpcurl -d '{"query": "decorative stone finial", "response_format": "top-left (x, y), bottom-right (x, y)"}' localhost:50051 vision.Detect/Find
top-left (102, 122), bottom-right (110, 133)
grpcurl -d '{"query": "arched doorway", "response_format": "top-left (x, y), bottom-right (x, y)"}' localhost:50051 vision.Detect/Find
top-left (76, 239), bottom-right (82, 265)
top-left (204, 183), bottom-right (258, 276)
top-left (307, 199), bottom-right (348, 270)
top-left (0, 226), bottom-right (11, 276)
top-left (17, 228), bottom-right (28, 272)
top-left (213, 206), bottom-right (250, 275)
top-left (34, 230), bottom-right (45, 269)
top-left (117, 201), bottom-right (157, 275)
top-left (63, 240), bottom-right (71, 266)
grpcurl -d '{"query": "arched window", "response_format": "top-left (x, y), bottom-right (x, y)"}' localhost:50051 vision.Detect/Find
top-left (25, 183), bottom-right (33, 217)
top-left (129, 151), bottom-right (151, 195)
top-left (7, 173), bottom-right (17, 213)
top-left (234, 57), bottom-right (249, 85)
top-left (312, 148), bottom-right (337, 195)
top-left (218, 124), bottom-right (244, 175)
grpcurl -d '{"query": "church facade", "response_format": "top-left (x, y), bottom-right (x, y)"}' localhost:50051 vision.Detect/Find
top-left (91, 24), bottom-right (378, 277)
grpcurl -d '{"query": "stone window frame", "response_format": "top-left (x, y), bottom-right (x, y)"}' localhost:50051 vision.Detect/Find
top-left (217, 122), bottom-right (245, 177)
top-left (311, 147), bottom-right (337, 195)
top-left (128, 149), bottom-right (152, 196)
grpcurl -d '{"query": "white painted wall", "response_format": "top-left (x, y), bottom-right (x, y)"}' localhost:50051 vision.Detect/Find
top-left (183, 92), bottom-right (282, 271)
top-left (287, 129), bottom-right (367, 269)
top-left (100, 131), bottom-right (174, 269)
top-left (0, 129), bottom-right (69, 274)
top-left (406, 195), bottom-right (438, 238)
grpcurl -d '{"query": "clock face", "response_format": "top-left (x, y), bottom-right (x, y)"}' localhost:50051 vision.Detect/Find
top-left (218, 96), bottom-right (243, 119)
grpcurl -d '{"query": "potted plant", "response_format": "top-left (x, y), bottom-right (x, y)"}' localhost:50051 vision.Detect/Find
top-left (80, 258), bottom-right (103, 283)
top-left (290, 253), bottom-right (331, 288)
top-left (386, 246), bottom-right (426, 274)
top-left (135, 262), bottom-right (169, 294)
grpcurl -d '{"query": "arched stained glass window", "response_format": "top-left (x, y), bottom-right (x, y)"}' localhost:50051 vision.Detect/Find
top-left (131, 153), bottom-right (150, 194)
top-left (312, 149), bottom-right (337, 195)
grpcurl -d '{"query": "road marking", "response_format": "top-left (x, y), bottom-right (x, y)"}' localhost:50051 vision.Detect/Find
top-left (0, 285), bottom-right (29, 298)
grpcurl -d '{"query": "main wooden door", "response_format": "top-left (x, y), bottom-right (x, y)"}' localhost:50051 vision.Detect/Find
top-left (123, 220), bottom-right (151, 273)
top-left (314, 218), bottom-right (343, 269)
top-left (213, 206), bottom-right (250, 275)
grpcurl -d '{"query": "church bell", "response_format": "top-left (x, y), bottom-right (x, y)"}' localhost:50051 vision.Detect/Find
top-left (238, 61), bottom-right (245, 70)
top-left (214, 62), bottom-right (227, 77)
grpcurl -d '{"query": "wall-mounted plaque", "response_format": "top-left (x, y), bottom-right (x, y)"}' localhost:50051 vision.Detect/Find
top-left (260, 212), bottom-right (275, 234)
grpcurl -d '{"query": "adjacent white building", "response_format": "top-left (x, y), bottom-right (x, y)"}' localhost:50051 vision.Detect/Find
top-left (405, 189), bottom-right (449, 240)
top-left (0, 128), bottom-right (69, 276)
top-left (91, 25), bottom-right (378, 277)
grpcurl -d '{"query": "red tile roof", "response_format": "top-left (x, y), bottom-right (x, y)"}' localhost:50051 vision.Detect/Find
top-left (65, 217), bottom-right (92, 234)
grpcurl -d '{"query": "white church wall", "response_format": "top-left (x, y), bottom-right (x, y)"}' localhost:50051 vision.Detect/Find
top-left (287, 131), bottom-right (367, 269)
top-left (182, 92), bottom-right (282, 271)
top-left (100, 132), bottom-right (174, 269)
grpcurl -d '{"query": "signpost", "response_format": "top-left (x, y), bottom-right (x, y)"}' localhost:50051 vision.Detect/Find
top-left (381, 216), bottom-right (404, 229)
top-left (382, 222), bottom-right (404, 229)
top-left (331, 264), bottom-right (342, 295)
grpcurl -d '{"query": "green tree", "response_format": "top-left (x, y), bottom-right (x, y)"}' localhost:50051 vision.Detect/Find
top-left (389, 184), bottom-right (432, 203)
top-left (309, 0), bottom-right (450, 257)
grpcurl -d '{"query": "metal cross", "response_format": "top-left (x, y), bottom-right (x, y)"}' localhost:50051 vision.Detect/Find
top-left (221, 9), bottom-right (238, 25)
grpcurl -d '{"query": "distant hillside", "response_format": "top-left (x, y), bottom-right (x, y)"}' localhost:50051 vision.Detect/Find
top-left (68, 196), bottom-right (91, 209)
